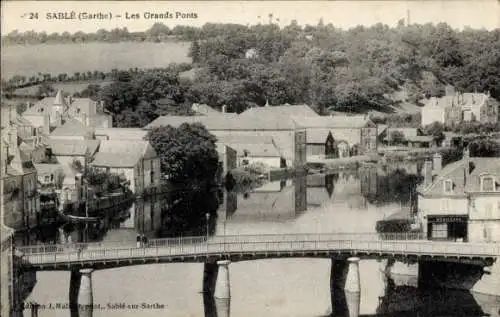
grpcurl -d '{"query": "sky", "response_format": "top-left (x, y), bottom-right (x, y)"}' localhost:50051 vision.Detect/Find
top-left (1, 0), bottom-right (499, 34)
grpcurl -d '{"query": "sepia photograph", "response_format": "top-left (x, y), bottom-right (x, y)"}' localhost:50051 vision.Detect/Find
top-left (1, 0), bottom-right (499, 316)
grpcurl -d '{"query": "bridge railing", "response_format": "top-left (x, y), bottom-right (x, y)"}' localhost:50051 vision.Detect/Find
top-left (17, 236), bottom-right (500, 265)
top-left (15, 232), bottom-right (425, 255)
top-left (19, 240), bottom-right (500, 266)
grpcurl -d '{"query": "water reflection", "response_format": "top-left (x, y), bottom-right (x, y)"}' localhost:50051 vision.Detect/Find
top-left (204, 295), bottom-right (230, 317)
top-left (20, 160), bottom-right (500, 317)
top-left (23, 162), bottom-right (426, 247)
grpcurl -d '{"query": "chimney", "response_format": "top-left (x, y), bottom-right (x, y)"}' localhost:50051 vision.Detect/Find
top-left (8, 125), bottom-right (18, 150)
top-left (221, 105), bottom-right (227, 113)
top-left (43, 113), bottom-right (50, 135)
top-left (9, 105), bottom-right (17, 124)
top-left (82, 113), bottom-right (88, 127)
top-left (463, 145), bottom-right (472, 185)
top-left (423, 159), bottom-right (433, 187)
top-left (55, 112), bottom-right (62, 126)
top-left (265, 98), bottom-right (270, 107)
top-left (2, 145), bottom-right (7, 174)
top-left (432, 153), bottom-right (442, 172)
top-left (463, 146), bottom-right (470, 160)
top-left (445, 85), bottom-right (455, 96)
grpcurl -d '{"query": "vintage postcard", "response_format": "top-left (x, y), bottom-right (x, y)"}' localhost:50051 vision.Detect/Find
top-left (1, 1), bottom-right (500, 317)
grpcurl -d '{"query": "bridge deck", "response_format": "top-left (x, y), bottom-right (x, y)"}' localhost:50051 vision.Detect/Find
top-left (16, 233), bottom-right (500, 269)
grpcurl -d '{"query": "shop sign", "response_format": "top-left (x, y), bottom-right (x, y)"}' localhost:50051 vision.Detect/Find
top-left (429, 216), bottom-right (468, 223)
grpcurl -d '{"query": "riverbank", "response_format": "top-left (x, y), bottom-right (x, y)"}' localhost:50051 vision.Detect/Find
top-left (307, 155), bottom-right (378, 172)
top-left (379, 146), bottom-right (459, 162)
top-left (389, 259), bottom-right (500, 297)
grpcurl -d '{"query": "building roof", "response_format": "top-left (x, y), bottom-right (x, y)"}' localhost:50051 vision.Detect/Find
top-left (95, 140), bottom-right (156, 162)
top-left (146, 105), bottom-right (315, 131)
top-left (377, 124), bottom-right (388, 137)
top-left (91, 152), bottom-right (140, 168)
top-left (54, 90), bottom-right (66, 105)
top-left (191, 103), bottom-right (221, 115)
top-left (67, 98), bottom-right (97, 116)
top-left (464, 158), bottom-right (500, 193)
top-left (23, 98), bottom-right (56, 116)
top-left (94, 128), bottom-right (148, 141)
top-left (424, 92), bottom-right (493, 110)
top-left (50, 119), bottom-right (94, 138)
top-left (144, 115), bottom-right (235, 130)
top-left (386, 127), bottom-right (421, 138)
top-left (241, 104), bottom-right (317, 118)
top-left (46, 139), bottom-right (100, 156)
top-left (306, 129), bottom-right (331, 143)
top-left (15, 115), bottom-right (34, 127)
top-left (238, 105), bottom-right (316, 130)
top-left (291, 115), bottom-right (373, 129)
top-left (419, 157), bottom-right (500, 196)
top-left (215, 134), bottom-right (274, 145)
top-left (227, 143), bottom-right (281, 157)
top-left (34, 163), bottom-right (64, 175)
top-left (6, 146), bottom-right (36, 175)
top-left (406, 135), bottom-right (434, 143)
top-left (23, 92), bottom-right (98, 117)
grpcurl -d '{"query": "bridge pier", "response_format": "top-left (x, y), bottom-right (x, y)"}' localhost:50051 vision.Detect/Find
top-left (215, 298), bottom-right (230, 317)
top-left (78, 269), bottom-right (94, 307)
top-left (30, 302), bottom-right (40, 317)
top-left (203, 261), bottom-right (219, 295)
top-left (69, 269), bottom-right (82, 309)
top-left (345, 257), bottom-right (361, 293)
top-left (214, 260), bottom-right (231, 299)
top-left (69, 269), bottom-right (94, 317)
top-left (330, 259), bottom-right (360, 317)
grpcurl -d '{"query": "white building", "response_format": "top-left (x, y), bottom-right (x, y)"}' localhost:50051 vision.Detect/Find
top-left (90, 140), bottom-right (161, 194)
top-left (417, 151), bottom-right (500, 242)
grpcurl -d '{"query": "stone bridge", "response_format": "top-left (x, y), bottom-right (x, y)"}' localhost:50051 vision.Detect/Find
top-left (10, 233), bottom-right (500, 317)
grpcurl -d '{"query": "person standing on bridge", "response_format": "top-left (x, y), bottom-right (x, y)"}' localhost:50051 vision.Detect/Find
top-left (77, 245), bottom-right (83, 258)
top-left (136, 234), bottom-right (142, 248)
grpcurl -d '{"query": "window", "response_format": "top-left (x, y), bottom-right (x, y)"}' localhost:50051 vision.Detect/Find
top-left (431, 223), bottom-right (448, 239)
top-left (444, 180), bottom-right (453, 193)
top-left (485, 203), bottom-right (493, 219)
top-left (44, 175), bottom-right (50, 182)
top-left (440, 199), bottom-right (451, 211)
top-left (481, 176), bottom-right (495, 192)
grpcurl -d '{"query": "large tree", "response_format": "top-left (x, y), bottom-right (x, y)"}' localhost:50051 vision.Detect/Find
top-left (146, 123), bottom-right (219, 185)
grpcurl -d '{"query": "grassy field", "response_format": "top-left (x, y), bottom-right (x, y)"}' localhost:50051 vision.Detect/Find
top-left (1, 41), bottom-right (192, 78)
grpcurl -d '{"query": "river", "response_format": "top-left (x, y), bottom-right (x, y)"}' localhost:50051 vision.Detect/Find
top-left (21, 163), bottom-right (500, 317)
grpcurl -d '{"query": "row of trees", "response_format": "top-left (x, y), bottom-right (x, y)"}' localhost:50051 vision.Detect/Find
top-left (1, 25), bottom-right (199, 45)
top-left (4, 21), bottom-right (499, 120)
top-left (186, 21), bottom-right (499, 114)
top-left (1, 64), bottom-right (192, 94)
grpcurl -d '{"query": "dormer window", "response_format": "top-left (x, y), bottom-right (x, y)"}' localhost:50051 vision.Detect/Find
top-left (481, 176), bottom-right (496, 192)
top-left (444, 179), bottom-right (453, 193)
